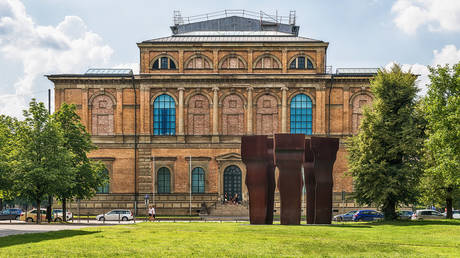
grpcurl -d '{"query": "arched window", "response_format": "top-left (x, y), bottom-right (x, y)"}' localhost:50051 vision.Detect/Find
top-left (290, 94), bottom-right (313, 135)
top-left (157, 167), bottom-right (171, 194)
top-left (97, 169), bottom-right (109, 194)
top-left (223, 165), bottom-right (242, 202)
top-left (254, 55), bottom-right (281, 69)
top-left (185, 55), bottom-right (212, 69)
top-left (91, 94), bottom-right (115, 136)
top-left (222, 94), bottom-right (244, 135)
top-left (152, 56), bottom-right (177, 70)
top-left (153, 94), bottom-right (176, 135)
top-left (289, 56), bottom-right (314, 70)
top-left (187, 94), bottom-right (210, 135)
top-left (256, 94), bottom-right (279, 135)
top-left (220, 55), bottom-right (246, 69)
top-left (191, 167), bottom-right (205, 193)
top-left (351, 94), bottom-right (373, 134)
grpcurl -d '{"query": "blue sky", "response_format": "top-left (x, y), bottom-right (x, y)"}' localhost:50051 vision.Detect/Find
top-left (0, 0), bottom-right (459, 117)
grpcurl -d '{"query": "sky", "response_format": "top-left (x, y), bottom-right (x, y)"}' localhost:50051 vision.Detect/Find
top-left (0, 0), bottom-right (459, 117)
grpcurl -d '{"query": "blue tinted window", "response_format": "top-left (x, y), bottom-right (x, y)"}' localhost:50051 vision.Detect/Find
top-left (192, 167), bottom-right (205, 194)
top-left (153, 94), bottom-right (176, 135)
top-left (298, 57), bottom-right (305, 69)
top-left (152, 59), bottom-right (159, 69)
top-left (160, 57), bottom-right (168, 69)
top-left (307, 59), bottom-right (314, 69)
top-left (157, 167), bottom-right (171, 194)
top-left (290, 94), bottom-right (313, 135)
top-left (170, 59), bottom-right (176, 69)
top-left (97, 169), bottom-right (109, 194)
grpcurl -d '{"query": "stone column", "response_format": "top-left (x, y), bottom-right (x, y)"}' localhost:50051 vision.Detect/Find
top-left (247, 87), bottom-right (253, 135)
top-left (81, 87), bottom-right (89, 130)
top-left (343, 86), bottom-right (350, 135)
top-left (248, 50), bottom-right (253, 73)
top-left (281, 87), bottom-right (288, 133)
top-left (178, 87), bottom-right (185, 135)
top-left (116, 88), bottom-right (123, 135)
top-left (212, 87), bottom-right (219, 142)
top-left (282, 49), bottom-right (287, 73)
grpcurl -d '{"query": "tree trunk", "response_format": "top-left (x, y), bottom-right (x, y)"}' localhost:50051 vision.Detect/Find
top-left (446, 187), bottom-right (453, 219)
top-left (36, 199), bottom-right (41, 224)
top-left (62, 198), bottom-right (67, 222)
top-left (383, 199), bottom-right (396, 220)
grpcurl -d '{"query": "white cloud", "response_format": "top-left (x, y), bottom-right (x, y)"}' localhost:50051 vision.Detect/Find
top-left (392, 0), bottom-right (460, 34)
top-left (432, 44), bottom-right (460, 66)
top-left (386, 44), bottom-right (459, 95)
top-left (0, 0), bottom-right (113, 117)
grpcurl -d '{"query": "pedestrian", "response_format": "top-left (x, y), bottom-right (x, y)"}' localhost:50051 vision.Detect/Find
top-left (148, 205), bottom-right (155, 222)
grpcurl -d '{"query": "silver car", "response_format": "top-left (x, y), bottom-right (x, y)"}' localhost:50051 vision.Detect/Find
top-left (411, 209), bottom-right (445, 220)
top-left (96, 209), bottom-right (133, 221)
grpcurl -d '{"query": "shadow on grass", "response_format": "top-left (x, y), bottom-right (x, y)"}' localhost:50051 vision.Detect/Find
top-left (0, 230), bottom-right (97, 249)
top-left (361, 220), bottom-right (460, 227)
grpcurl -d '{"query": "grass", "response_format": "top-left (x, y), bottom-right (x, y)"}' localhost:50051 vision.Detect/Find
top-left (0, 220), bottom-right (459, 257)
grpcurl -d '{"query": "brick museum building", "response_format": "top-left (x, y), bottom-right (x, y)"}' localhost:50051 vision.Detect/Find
top-left (47, 11), bottom-right (377, 216)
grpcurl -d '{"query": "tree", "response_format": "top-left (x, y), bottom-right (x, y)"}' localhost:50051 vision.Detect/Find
top-left (0, 115), bottom-right (19, 209)
top-left (347, 65), bottom-right (424, 220)
top-left (54, 103), bottom-right (107, 221)
top-left (420, 63), bottom-right (460, 219)
top-left (11, 100), bottom-right (73, 223)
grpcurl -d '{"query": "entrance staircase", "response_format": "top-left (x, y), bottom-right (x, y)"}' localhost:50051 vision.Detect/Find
top-left (203, 202), bottom-right (249, 220)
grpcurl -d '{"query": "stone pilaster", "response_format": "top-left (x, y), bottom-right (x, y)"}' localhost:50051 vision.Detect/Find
top-left (116, 88), bottom-right (123, 135)
top-left (247, 86), bottom-right (253, 135)
top-left (81, 88), bottom-right (89, 130)
top-left (281, 86), bottom-right (288, 133)
top-left (178, 87), bottom-right (185, 135)
top-left (212, 87), bottom-right (219, 142)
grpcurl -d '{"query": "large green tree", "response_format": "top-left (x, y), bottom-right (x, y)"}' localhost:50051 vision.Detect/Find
top-left (11, 100), bottom-right (73, 223)
top-left (347, 65), bottom-right (424, 220)
top-left (54, 103), bottom-right (107, 221)
top-left (420, 63), bottom-right (460, 219)
top-left (0, 115), bottom-right (15, 209)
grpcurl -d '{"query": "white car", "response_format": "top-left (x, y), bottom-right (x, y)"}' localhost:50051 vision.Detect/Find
top-left (53, 209), bottom-right (73, 221)
top-left (96, 209), bottom-right (133, 221)
top-left (411, 209), bottom-right (445, 220)
top-left (442, 210), bottom-right (460, 219)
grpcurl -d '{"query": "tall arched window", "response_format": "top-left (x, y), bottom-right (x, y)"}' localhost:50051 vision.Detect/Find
top-left (191, 167), bottom-right (205, 193)
top-left (289, 56), bottom-right (314, 70)
top-left (153, 94), bottom-right (176, 135)
top-left (256, 94), bottom-right (278, 135)
top-left (97, 169), bottom-right (109, 194)
top-left (187, 94), bottom-right (210, 135)
top-left (290, 94), bottom-right (313, 135)
top-left (222, 94), bottom-right (244, 135)
top-left (351, 94), bottom-right (373, 134)
top-left (91, 94), bottom-right (114, 135)
top-left (157, 167), bottom-right (171, 194)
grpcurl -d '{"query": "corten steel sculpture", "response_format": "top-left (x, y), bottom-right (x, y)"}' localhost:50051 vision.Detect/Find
top-left (310, 137), bottom-right (339, 224)
top-left (241, 135), bottom-right (271, 224)
top-left (303, 139), bottom-right (316, 224)
top-left (274, 134), bottom-right (305, 225)
top-left (265, 138), bottom-right (275, 224)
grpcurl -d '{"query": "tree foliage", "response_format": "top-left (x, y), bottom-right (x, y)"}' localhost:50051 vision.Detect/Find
top-left (420, 63), bottom-right (460, 218)
top-left (10, 100), bottom-right (73, 223)
top-left (347, 65), bottom-right (424, 220)
top-left (53, 103), bottom-right (107, 221)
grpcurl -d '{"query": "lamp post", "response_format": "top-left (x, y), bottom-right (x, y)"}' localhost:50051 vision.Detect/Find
top-left (144, 194), bottom-right (150, 221)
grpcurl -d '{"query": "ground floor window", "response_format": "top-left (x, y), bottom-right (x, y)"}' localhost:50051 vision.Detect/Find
top-left (97, 169), bottom-right (109, 194)
top-left (191, 167), bottom-right (205, 193)
top-left (157, 167), bottom-right (171, 194)
top-left (223, 165), bottom-right (242, 202)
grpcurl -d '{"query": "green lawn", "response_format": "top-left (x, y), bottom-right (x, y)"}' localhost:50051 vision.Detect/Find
top-left (1, 220), bottom-right (459, 257)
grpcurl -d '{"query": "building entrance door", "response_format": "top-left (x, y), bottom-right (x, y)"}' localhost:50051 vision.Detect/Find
top-left (223, 165), bottom-right (242, 202)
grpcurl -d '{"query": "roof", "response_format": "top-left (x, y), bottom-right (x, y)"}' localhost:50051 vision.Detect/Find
top-left (85, 68), bottom-right (133, 77)
top-left (142, 33), bottom-right (322, 43)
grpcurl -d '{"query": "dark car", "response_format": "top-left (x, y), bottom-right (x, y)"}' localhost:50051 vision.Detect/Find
top-left (397, 210), bottom-right (413, 220)
top-left (333, 210), bottom-right (357, 222)
top-left (0, 209), bottom-right (22, 220)
top-left (353, 210), bottom-right (383, 222)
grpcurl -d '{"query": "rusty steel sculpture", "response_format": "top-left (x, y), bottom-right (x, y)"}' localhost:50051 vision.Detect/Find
top-left (241, 135), bottom-right (273, 224)
top-left (309, 137), bottom-right (339, 224)
top-left (241, 135), bottom-right (339, 225)
top-left (274, 134), bottom-right (305, 225)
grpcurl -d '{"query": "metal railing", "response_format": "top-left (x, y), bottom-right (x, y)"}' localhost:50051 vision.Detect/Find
top-left (173, 10), bottom-right (295, 26)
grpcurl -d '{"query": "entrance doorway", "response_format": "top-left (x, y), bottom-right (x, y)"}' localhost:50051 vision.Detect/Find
top-left (223, 165), bottom-right (242, 202)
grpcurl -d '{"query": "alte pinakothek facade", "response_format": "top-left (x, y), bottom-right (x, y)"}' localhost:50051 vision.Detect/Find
top-left (47, 11), bottom-right (377, 216)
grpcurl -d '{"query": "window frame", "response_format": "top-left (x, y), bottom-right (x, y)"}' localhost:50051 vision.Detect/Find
top-left (153, 94), bottom-right (176, 136)
top-left (290, 93), bottom-right (313, 135)
top-left (288, 55), bottom-right (315, 70)
top-left (191, 167), bottom-right (205, 194)
top-left (157, 167), bottom-right (171, 194)
top-left (151, 55), bottom-right (178, 70)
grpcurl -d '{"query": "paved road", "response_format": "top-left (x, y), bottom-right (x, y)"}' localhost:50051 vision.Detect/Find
top-left (0, 223), bottom-right (105, 237)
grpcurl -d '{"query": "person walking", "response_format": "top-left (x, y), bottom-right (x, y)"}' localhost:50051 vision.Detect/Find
top-left (148, 205), bottom-right (155, 222)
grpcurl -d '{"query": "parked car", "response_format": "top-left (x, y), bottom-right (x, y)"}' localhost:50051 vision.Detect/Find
top-left (0, 209), bottom-right (23, 220)
top-left (352, 210), bottom-right (384, 222)
top-left (96, 209), bottom-right (133, 221)
top-left (397, 210), bottom-right (413, 220)
top-left (442, 210), bottom-right (460, 219)
top-left (53, 209), bottom-right (73, 221)
top-left (411, 209), bottom-right (445, 220)
top-left (20, 208), bottom-right (52, 222)
top-left (333, 210), bottom-right (357, 222)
